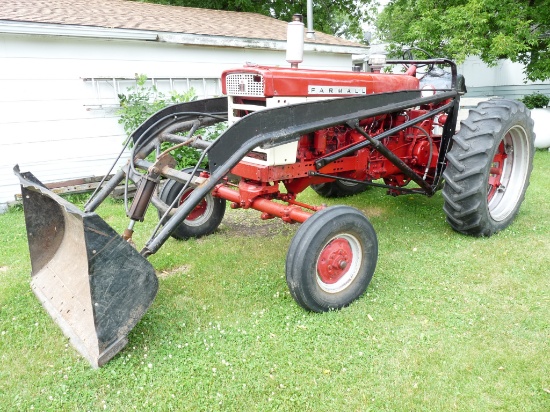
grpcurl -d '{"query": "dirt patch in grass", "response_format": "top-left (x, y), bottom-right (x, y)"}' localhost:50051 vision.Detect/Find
top-left (217, 205), bottom-right (384, 238)
top-left (217, 208), bottom-right (299, 238)
top-left (360, 206), bottom-right (386, 218)
top-left (0, 266), bottom-right (8, 274)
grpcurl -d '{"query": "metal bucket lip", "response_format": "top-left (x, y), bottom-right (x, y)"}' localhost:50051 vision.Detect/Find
top-left (14, 165), bottom-right (84, 215)
top-left (15, 165), bottom-right (159, 368)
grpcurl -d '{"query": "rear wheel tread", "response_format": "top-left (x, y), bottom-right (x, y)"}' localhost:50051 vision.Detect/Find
top-left (443, 99), bottom-right (534, 236)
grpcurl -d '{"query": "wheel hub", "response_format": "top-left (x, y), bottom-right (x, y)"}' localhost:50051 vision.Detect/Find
top-left (317, 238), bottom-right (353, 284)
top-left (488, 141), bottom-right (507, 202)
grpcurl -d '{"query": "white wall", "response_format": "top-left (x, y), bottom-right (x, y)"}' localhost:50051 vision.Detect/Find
top-left (457, 56), bottom-right (538, 88)
top-left (457, 56), bottom-right (550, 98)
top-left (0, 33), bottom-right (354, 211)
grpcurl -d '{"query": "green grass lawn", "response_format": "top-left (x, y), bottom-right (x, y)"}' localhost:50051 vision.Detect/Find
top-left (1, 151), bottom-right (549, 411)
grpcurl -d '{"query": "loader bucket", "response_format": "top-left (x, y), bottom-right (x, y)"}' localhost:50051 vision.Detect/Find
top-left (14, 167), bottom-right (158, 368)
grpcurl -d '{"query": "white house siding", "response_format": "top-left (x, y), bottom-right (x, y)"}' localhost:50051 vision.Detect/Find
top-left (0, 32), bottom-right (356, 211)
top-left (457, 56), bottom-right (550, 99)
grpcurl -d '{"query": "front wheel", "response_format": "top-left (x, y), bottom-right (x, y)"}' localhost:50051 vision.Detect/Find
top-left (286, 206), bottom-right (378, 312)
top-left (158, 168), bottom-right (226, 240)
top-left (442, 99), bottom-right (534, 236)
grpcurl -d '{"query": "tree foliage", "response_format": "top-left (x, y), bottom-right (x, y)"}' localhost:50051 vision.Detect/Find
top-left (376, 0), bottom-right (550, 81)
top-left (135, 0), bottom-right (378, 41)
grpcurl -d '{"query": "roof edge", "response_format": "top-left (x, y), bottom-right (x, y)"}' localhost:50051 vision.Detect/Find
top-left (0, 20), bottom-right (159, 40)
top-left (0, 20), bottom-right (369, 54)
top-left (158, 33), bottom-right (368, 54)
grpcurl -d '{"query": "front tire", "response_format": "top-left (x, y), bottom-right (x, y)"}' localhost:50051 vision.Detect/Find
top-left (442, 99), bottom-right (534, 236)
top-left (286, 206), bottom-right (378, 312)
top-left (158, 168), bottom-right (226, 240)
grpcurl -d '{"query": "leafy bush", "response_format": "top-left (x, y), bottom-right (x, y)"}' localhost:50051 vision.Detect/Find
top-left (117, 75), bottom-right (226, 169)
top-left (117, 74), bottom-right (197, 135)
top-left (520, 92), bottom-right (549, 109)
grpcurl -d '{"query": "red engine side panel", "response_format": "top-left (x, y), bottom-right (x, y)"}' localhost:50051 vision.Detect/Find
top-left (221, 66), bottom-right (419, 97)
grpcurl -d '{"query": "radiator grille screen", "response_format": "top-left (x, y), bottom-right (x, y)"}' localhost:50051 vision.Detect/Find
top-left (225, 74), bottom-right (265, 97)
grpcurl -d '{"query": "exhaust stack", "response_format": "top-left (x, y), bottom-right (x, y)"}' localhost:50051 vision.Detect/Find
top-left (286, 14), bottom-right (304, 68)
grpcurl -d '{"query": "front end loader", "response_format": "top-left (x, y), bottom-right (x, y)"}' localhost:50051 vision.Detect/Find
top-left (14, 18), bottom-right (534, 368)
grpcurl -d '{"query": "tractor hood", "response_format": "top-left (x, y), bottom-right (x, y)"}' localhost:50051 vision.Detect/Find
top-left (221, 65), bottom-right (420, 98)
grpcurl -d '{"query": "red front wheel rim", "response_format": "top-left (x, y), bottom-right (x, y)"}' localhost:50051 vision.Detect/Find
top-left (316, 234), bottom-right (362, 294)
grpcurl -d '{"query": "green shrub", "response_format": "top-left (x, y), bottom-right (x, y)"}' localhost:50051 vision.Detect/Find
top-left (117, 74), bottom-right (197, 135)
top-left (117, 75), bottom-right (226, 169)
top-left (520, 92), bottom-right (549, 109)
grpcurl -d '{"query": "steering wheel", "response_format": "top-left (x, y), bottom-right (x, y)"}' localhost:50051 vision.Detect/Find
top-left (401, 47), bottom-right (435, 73)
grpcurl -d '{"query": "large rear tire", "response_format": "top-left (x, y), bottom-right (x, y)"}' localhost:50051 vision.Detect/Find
top-left (442, 99), bottom-right (534, 236)
top-left (158, 168), bottom-right (226, 240)
top-left (286, 206), bottom-right (378, 312)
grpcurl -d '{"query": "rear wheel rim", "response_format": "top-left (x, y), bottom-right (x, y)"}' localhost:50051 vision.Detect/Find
top-left (316, 234), bottom-right (362, 293)
top-left (487, 125), bottom-right (530, 222)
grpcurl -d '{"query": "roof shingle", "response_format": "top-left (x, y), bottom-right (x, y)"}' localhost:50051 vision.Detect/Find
top-left (0, 0), bottom-right (362, 48)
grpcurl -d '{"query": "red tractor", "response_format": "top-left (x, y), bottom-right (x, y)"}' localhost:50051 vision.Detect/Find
top-left (15, 45), bottom-right (534, 367)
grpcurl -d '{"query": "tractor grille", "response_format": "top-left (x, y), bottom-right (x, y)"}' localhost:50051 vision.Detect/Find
top-left (225, 73), bottom-right (265, 97)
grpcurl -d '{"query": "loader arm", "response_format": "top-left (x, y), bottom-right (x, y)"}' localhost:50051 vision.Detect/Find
top-left (142, 89), bottom-right (459, 256)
